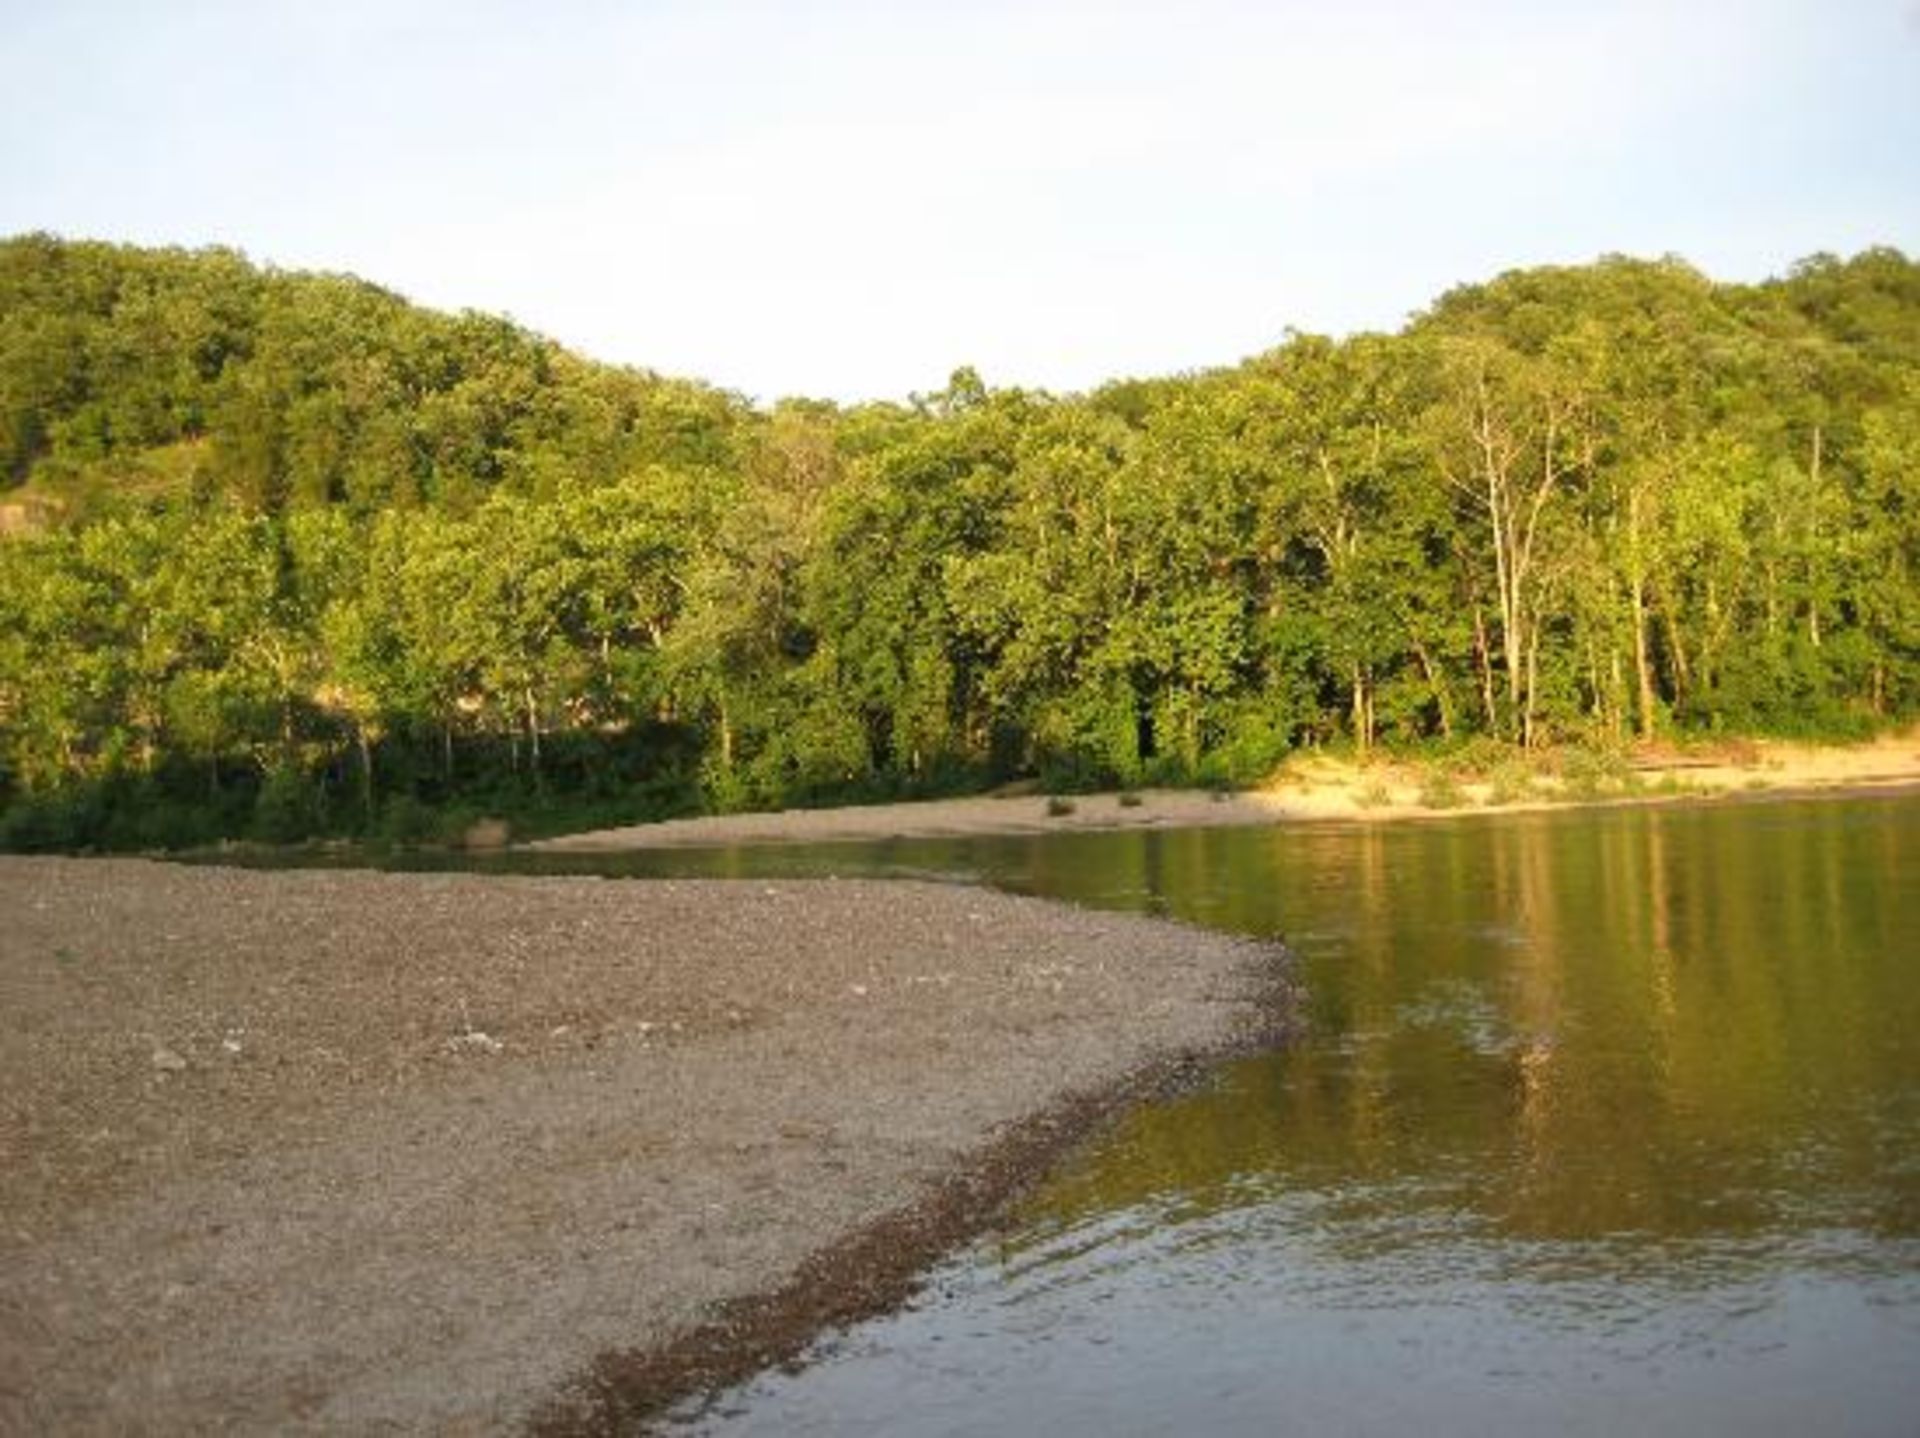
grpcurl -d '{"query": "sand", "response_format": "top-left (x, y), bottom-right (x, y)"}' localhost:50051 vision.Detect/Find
top-left (0, 858), bottom-right (1284, 1434)
top-left (530, 731), bottom-right (1920, 852)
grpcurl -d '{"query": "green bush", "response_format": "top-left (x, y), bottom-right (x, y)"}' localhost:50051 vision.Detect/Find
top-left (1356, 777), bottom-right (1394, 809)
top-left (1445, 735), bottom-right (1513, 778)
top-left (1417, 768), bottom-right (1467, 809)
top-left (0, 790), bottom-right (105, 851)
top-left (1486, 760), bottom-right (1537, 806)
top-left (379, 794), bottom-right (440, 847)
top-left (1557, 745), bottom-right (1632, 801)
top-left (1199, 702), bottom-right (1295, 788)
top-left (250, 768), bottom-right (327, 844)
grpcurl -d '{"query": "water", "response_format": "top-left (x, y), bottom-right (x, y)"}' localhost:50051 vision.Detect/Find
top-left (236, 794), bottom-right (1920, 1431)
top-left (614, 796), bottom-right (1920, 1436)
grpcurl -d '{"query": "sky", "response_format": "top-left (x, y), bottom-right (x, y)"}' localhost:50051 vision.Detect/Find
top-left (2, 0), bottom-right (1917, 403)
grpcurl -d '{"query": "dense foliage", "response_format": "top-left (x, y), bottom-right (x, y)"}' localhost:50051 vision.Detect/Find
top-left (2, 234), bottom-right (1916, 847)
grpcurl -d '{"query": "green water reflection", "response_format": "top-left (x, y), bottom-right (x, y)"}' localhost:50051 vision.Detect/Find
top-left (659, 794), bottom-right (1919, 1434)
top-left (1005, 801), bottom-right (1918, 1256)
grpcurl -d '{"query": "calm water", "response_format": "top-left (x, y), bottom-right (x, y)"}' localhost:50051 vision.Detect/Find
top-left (287, 794), bottom-right (1920, 1432)
top-left (562, 795), bottom-right (1920, 1436)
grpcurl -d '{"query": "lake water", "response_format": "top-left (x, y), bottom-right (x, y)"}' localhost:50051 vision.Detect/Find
top-left (391, 793), bottom-right (1920, 1432)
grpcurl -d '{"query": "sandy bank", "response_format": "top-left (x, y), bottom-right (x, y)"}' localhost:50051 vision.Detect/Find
top-left (530, 731), bottom-right (1920, 851)
top-left (530, 787), bottom-right (1298, 851)
top-left (0, 858), bottom-right (1282, 1434)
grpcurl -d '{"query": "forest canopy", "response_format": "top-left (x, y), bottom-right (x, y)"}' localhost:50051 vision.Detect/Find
top-left (1, 234), bottom-right (1915, 848)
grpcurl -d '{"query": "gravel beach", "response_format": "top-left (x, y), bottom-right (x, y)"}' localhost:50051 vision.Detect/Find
top-left (0, 857), bottom-right (1283, 1434)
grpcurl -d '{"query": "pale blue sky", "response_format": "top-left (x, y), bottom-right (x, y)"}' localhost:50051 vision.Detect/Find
top-left (3, 1), bottom-right (1916, 401)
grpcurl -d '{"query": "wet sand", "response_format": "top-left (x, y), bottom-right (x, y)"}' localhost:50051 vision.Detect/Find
top-left (0, 858), bottom-right (1285, 1434)
top-left (531, 731), bottom-right (1920, 851)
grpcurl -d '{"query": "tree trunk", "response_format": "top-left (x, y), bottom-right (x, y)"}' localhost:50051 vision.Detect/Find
top-left (355, 720), bottom-right (374, 819)
top-left (1663, 608), bottom-right (1691, 709)
top-left (1473, 607), bottom-right (1499, 733)
top-left (1610, 648), bottom-right (1627, 742)
top-left (1522, 616), bottom-right (1543, 749)
top-left (1807, 425), bottom-right (1824, 647)
top-left (1352, 665), bottom-right (1371, 757)
top-left (1409, 636), bottom-right (1452, 739)
top-left (1631, 574), bottom-right (1657, 741)
top-left (524, 687), bottom-right (543, 786)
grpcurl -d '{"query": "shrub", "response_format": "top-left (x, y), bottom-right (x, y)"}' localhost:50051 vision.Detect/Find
top-left (250, 768), bottom-right (327, 844)
top-left (0, 789), bottom-right (106, 852)
top-left (1417, 768), bottom-right (1467, 809)
top-left (1486, 760), bottom-right (1536, 806)
top-left (1559, 745), bottom-right (1632, 801)
top-left (379, 794), bottom-right (439, 847)
top-left (1446, 735), bottom-right (1513, 778)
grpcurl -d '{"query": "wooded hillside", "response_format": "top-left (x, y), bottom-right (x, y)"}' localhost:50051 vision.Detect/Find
top-left (2, 234), bottom-right (1914, 846)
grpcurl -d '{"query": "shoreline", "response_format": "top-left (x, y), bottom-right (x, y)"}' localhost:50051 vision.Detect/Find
top-left (0, 858), bottom-right (1287, 1434)
top-left (528, 732), bottom-right (1920, 853)
top-left (532, 1035), bottom-right (1274, 1435)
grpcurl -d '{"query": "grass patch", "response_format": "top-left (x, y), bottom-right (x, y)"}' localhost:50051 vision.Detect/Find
top-left (1045, 795), bottom-right (1077, 817)
top-left (1117, 790), bottom-right (1145, 808)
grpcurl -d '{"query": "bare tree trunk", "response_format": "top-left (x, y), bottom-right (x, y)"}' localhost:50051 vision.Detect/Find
top-left (1409, 636), bottom-right (1453, 739)
top-left (1663, 609), bottom-right (1691, 710)
top-left (1522, 619), bottom-right (1543, 749)
top-left (1473, 606), bottom-right (1499, 733)
top-left (1485, 457), bottom-right (1524, 722)
top-left (524, 687), bottom-right (542, 784)
top-left (1610, 648), bottom-right (1627, 742)
top-left (1702, 579), bottom-right (1721, 696)
top-left (1808, 425), bottom-right (1824, 648)
top-left (1352, 665), bottom-right (1370, 758)
top-left (1631, 575), bottom-right (1657, 742)
top-left (355, 720), bottom-right (374, 819)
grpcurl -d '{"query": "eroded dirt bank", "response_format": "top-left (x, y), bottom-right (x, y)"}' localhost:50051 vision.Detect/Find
top-left (0, 858), bottom-right (1284, 1434)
